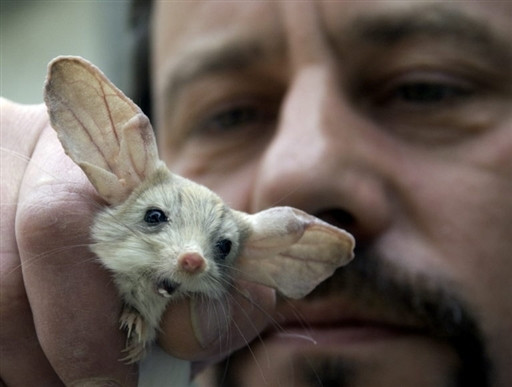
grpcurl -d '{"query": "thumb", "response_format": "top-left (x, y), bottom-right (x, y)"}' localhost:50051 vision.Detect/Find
top-left (157, 280), bottom-right (276, 362)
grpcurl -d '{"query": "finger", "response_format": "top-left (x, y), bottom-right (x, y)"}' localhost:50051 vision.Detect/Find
top-left (1, 253), bottom-right (63, 385)
top-left (1, 236), bottom-right (63, 385)
top-left (1, 101), bottom-right (63, 385)
top-left (15, 124), bottom-right (137, 386)
top-left (158, 280), bottom-right (276, 363)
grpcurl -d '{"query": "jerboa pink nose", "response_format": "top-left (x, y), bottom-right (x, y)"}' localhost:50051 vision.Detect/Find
top-left (178, 252), bottom-right (205, 274)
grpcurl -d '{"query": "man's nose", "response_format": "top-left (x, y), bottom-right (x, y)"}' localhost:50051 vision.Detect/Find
top-left (250, 65), bottom-right (392, 242)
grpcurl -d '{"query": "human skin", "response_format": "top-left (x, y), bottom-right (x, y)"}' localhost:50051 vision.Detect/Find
top-left (152, 1), bottom-right (512, 386)
top-left (1, 98), bottom-right (275, 386)
top-left (1, 99), bottom-right (140, 386)
top-left (1, 94), bottom-right (278, 387)
top-left (1, 0), bottom-right (511, 385)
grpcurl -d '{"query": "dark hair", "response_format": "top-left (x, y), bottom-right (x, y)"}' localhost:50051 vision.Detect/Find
top-left (130, 0), bottom-right (153, 120)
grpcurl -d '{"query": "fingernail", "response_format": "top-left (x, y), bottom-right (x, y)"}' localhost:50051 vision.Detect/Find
top-left (68, 378), bottom-right (122, 387)
top-left (190, 296), bottom-right (231, 349)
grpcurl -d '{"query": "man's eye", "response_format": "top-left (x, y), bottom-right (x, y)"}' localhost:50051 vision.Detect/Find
top-left (371, 71), bottom-right (476, 108)
top-left (194, 103), bottom-right (273, 136)
top-left (391, 82), bottom-right (473, 104)
top-left (209, 106), bottom-right (260, 131)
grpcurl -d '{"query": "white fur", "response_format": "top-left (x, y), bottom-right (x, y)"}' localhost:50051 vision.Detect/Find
top-left (44, 56), bottom-right (355, 364)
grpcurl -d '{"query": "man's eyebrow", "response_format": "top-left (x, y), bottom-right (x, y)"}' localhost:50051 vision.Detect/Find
top-left (343, 5), bottom-right (511, 65)
top-left (161, 37), bottom-right (281, 104)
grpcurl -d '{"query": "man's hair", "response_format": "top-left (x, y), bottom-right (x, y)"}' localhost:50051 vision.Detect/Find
top-left (130, 0), bottom-right (153, 120)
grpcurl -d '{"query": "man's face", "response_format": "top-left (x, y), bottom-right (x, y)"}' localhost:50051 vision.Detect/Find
top-left (152, 1), bottom-right (512, 386)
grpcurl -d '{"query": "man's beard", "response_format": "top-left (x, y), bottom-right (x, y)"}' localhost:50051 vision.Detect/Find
top-left (308, 244), bottom-right (491, 386)
top-left (218, 244), bottom-right (491, 386)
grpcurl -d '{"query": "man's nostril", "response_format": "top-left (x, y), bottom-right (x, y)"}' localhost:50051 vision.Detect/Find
top-left (316, 208), bottom-right (356, 229)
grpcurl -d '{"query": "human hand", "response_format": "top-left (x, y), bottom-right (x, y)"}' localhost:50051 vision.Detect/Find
top-left (38, 56), bottom-right (354, 384)
top-left (0, 99), bottom-right (282, 385)
top-left (1, 98), bottom-right (139, 386)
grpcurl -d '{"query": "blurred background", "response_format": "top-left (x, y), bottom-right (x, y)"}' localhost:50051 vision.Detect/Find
top-left (1, 0), bottom-right (132, 104)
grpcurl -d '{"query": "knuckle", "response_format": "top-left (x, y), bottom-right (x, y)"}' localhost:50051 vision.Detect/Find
top-left (15, 183), bottom-right (98, 257)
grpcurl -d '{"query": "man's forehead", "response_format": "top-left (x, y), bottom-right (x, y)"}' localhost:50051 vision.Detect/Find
top-left (152, 1), bottom-right (281, 76)
top-left (153, 1), bottom-right (511, 99)
top-left (151, 1), bottom-right (284, 115)
top-left (152, 0), bottom-right (511, 74)
top-left (153, 1), bottom-right (511, 46)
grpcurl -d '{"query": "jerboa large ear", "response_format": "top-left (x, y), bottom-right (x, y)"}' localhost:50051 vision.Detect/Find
top-left (44, 56), bottom-right (162, 205)
top-left (236, 207), bottom-right (355, 299)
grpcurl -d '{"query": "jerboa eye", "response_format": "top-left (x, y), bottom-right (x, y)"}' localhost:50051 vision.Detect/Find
top-left (144, 208), bottom-right (168, 224)
top-left (215, 239), bottom-right (232, 260)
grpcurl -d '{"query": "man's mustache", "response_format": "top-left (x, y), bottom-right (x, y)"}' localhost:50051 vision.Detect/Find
top-left (307, 244), bottom-right (491, 386)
